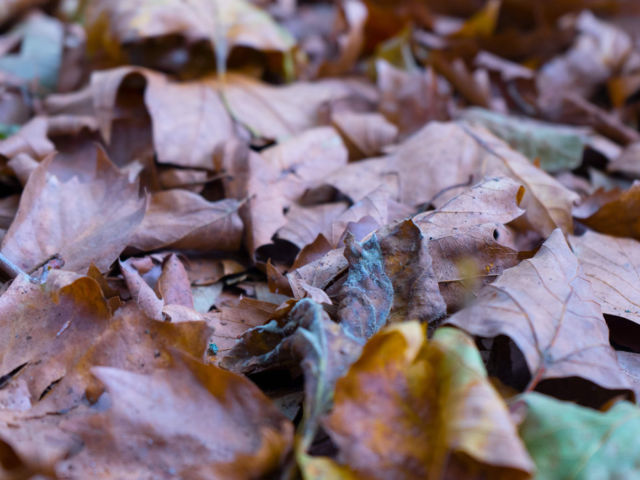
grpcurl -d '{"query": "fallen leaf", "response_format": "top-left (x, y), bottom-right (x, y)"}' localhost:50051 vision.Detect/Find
top-left (0, 271), bottom-right (110, 407)
top-left (576, 182), bottom-right (640, 241)
top-left (447, 229), bottom-right (630, 398)
top-left (331, 110), bottom-right (398, 159)
top-left (323, 323), bottom-right (534, 479)
top-left (461, 107), bottom-right (588, 172)
top-left (569, 230), bottom-right (640, 329)
top-left (86, 0), bottom-right (295, 68)
top-left (128, 189), bottom-right (243, 252)
top-left (517, 392), bottom-right (640, 479)
top-left (1, 147), bottom-right (146, 273)
top-left (57, 355), bottom-right (293, 479)
top-left (337, 233), bottom-right (393, 340)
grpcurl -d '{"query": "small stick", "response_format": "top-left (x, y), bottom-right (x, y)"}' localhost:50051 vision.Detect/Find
top-left (0, 252), bottom-right (32, 280)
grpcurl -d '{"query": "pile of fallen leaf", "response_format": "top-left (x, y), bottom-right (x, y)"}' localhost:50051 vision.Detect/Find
top-left (3, 0), bottom-right (640, 478)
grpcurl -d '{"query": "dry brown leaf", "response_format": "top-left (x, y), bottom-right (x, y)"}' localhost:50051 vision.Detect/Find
top-left (384, 122), bottom-right (578, 235)
top-left (537, 12), bottom-right (632, 117)
top-left (1, 147), bottom-right (145, 273)
top-left (414, 176), bottom-right (524, 307)
top-left (576, 182), bottom-right (640, 240)
top-left (447, 229), bottom-right (630, 397)
top-left (129, 189), bottom-right (243, 252)
top-left (0, 271), bottom-right (111, 407)
top-left (57, 355), bottom-right (293, 479)
top-left (569, 230), bottom-right (640, 342)
top-left (331, 111), bottom-right (398, 160)
top-left (323, 323), bottom-right (534, 480)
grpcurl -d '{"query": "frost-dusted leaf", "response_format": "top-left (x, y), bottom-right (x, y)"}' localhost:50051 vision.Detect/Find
top-left (462, 107), bottom-right (588, 172)
top-left (129, 190), bottom-right (243, 252)
top-left (324, 323), bottom-right (534, 480)
top-left (576, 183), bottom-right (640, 240)
top-left (58, 356), bottom-right (293, 479)
top-left (0, 272), bottom-right (111, 406)
top-left (447, 229), bottom-right (630, 396)
top-left (221, 299), bottom-right (361, 455)
top-left (569, 231), bottom-right (640, 326)
top-left (86, 0), bottom-right (295, 64)
top-left (337, 234), bottom-right (393, 340)
top-left (1, 148), bottom-right (146, 273)
top-left (518, 392), bottom-right (640, 479)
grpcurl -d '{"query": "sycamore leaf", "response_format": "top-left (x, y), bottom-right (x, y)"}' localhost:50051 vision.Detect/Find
top-left (221, 299), bottom-right (361, 458)
top-left (447, 229), bottom-right (630, 397)
top-left (323, 323), bottom-right (534, 479)
top-left (517, 392), bottom-right (640, 479)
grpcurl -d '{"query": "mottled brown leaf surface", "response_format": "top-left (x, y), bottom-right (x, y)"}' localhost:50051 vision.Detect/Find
top-left (5, 1), bottom-right (640, 477)
top-left (324, 323), bottom-right (534, 479)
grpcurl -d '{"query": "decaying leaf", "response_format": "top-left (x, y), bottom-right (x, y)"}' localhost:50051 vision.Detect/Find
top-left (337, 233), bottom-right (393, 340)
top-left (323, 323), bottom-right (534, 479)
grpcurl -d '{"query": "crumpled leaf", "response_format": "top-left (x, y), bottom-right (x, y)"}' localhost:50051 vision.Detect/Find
top-left (221, 127), bottom-right (347, 254)
top-left (569, 230), bottom-right (640, 328)
top-left (128, 189), bottom-right (243, 252)
top-left (57, 354), bottom-right (293, 479)
top-left (461, 107), bottom-right (588, 172)
top-left (221, 299), bottom-right (361, 455)
top-left (1, 147), bottom-right (146, 273)
top-left (447, 229), bottom-right (630, 397)
top-left (323, 323), bottom-right (535, 480)
top-left (517, 392), bottom-right (640, 479)
top-left (337, 233), bottom-right (393, 340)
